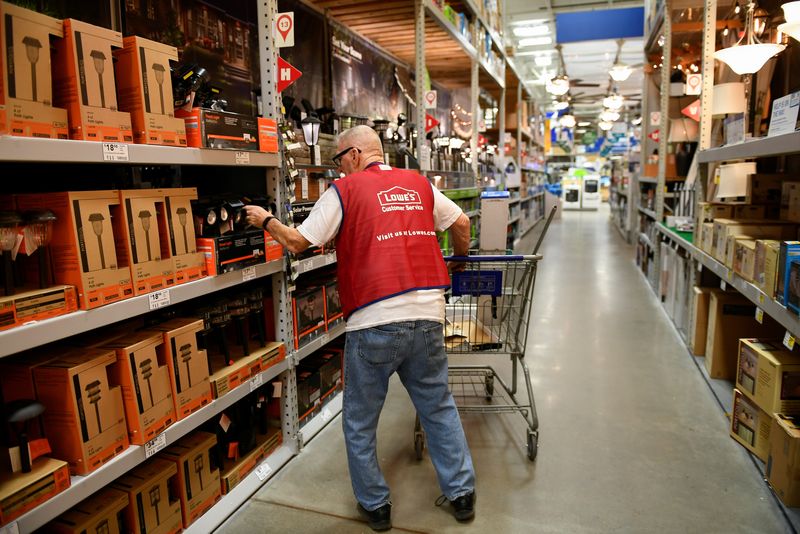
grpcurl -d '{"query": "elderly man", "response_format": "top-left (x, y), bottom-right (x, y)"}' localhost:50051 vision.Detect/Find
top-left (245, 125), bottom-right (475, 531)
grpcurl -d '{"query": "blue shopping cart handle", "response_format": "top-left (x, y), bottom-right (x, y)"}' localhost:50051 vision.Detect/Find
top-left (444, 255), bottom-right (541, 262)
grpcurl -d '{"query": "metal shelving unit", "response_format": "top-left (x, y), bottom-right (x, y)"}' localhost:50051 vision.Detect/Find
top-left (291, 252), bottom-right (337, 278)
top-left (638, 206), bottom-right (657, 220)
top-left (295, 322), bottom-right (346, 363)
top-left (298, 392), bottom-right (344, 445)
top-left (697, 131), bottom-right (800, 163)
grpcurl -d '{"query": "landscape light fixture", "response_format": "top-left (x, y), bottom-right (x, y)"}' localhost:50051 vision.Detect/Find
top-left (22, 37), bottom-right (41, 102)
top-left (151, 63), bottom-right (166, 114)
top-left (149, 486), bottom-right (161, 525)
top-left (139, 359), bottom-right (155, 407)
top-left (138, 210), bottom-right (153, 262)
top-left (301, 114), bottom-right (323, 165)
top-left (88, 213), bottom-right (106, 269)
top-left (714, 2), bottom-right (785, 74)
top-left (25, 210), bottom-right (56, 288)
top-left (0, 211), bottom-right (21, 296)
top-left (194, 455), bottom-right (204, 491)
top-left (6, 399), bottom-right (45, 473)
top-left (90, 50), bottom-right (107, 108)
top-left (84, 380), bottom-right (103, 434)
top-left (179, 343), bottom-right (193, 389)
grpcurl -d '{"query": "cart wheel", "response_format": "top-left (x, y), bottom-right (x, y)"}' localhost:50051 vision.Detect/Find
top-left (526, 431), bottom-right (538, 462)
top-left (484, 375), bottom-right (494, 400)
top-left (414, 432), bottom-right (425, 460)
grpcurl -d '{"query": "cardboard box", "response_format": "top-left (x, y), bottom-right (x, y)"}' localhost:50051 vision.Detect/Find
top-left (161, 431), bottom-right (220, 528)
top-left (718, 173), bottom-right (785, 205)
top-left (102, 331), bottom-right (176, 445)
top-left (264, 233), bottom-right (284, 262)
top-left (196, 230), bottom-right (266, 276)
top-left (782, 182), bottom-right (800, 221)
top-left (164, 188), bottom-right (206, 285)
top-left (767, 413), bottom-right (800, 507)
top-left (113, 36), bottom-right (186, 146)
top-left (788, 259), bottom-right (800, 314)
top-left (324, 279), bottom-right (343, 329)
top-left (0, 2), bottom-right (68, 139)
top-left (698, 202), bottom-right (734, 223)
top-left (146, 318), bottom-right (212, 421)
top-left (731, 388), bottom-right (773, 462)
top-left (33, 348), bottom-right (129, 475)
top-left (297, 366), bottom-right (321, 422)
top-left (47, 487), bottom-right (128, 534)
top-left (755, 240), bottom-right (782, 298)
top-left (220, 427), bottom-right (281, 494)
top-left (0, 284), bottom-right (77, 331)
top-left (733, 238), bottom-right (758, 281)
top-left (113, 458), bottom-right (182, 534)
top-left (53, 19), bottom-right (133, 142)
top-left (15, 191), bottom-right (133, 310)
top-left (292, 286), bottom-right (325, 349)
top-left (208, 350), bottom-right (263, 399)
top-left (305, 349), bottom-right (343, 399)
top-left (118, 189), bottom-right (176, 296)
top-left (258, 117), bottom-right (279, 152)
top-left (734, 205), bottom-right (767, 219)
top-left (705, 292), bottom-right (784, 380)
top-left (177, 107), bottom-right (258, 150)
top-left (778, 242), bottom-right (800, 305)
top-left (700, 222), bottom-right (715, 255)
top-left (0, 457), bottom-right (70, 526)
top-left (713, 219), bottom-right (797, 264)
top-left (737, 339), bottom-right (800, 414)
top-left (690, 287), bottom-right (713, 356)
top-left (256, 342), bottom-right (285, 374)
top-left (293, 170), bottom-right (332, 203)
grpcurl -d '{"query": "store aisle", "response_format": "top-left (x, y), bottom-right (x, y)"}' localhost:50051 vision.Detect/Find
top-left (220, 206), bottom-right (788, 533)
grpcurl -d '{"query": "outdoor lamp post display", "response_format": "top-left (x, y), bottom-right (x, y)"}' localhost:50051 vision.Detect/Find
top-left (138, 210), bottom-right (153, 262)
top-left (88, 213), bottom-right (106, 270)
top-left (301, 114), bottom-right (322, 165)
top-left (90, 50), bottom-right (107, 108)
top-left (25, 210), bottom-right (56, 288)
top-left (151, 63), bottom-right (166, 114)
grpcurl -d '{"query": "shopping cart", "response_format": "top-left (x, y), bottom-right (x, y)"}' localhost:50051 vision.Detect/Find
top-left (414, 205), bottom-right (556, 462)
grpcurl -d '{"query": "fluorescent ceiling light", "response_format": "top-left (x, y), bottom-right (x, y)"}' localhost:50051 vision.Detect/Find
top-left (513, 25), bottom-right (550, 37)
top-left (577, 121), bottom-right (591, 126)
top-left (518, 37), bottom-right (553, 47)
top-left (515, 50), bottom-right (549, 56)
top-left (510, 17), bottom-right (548, 26)
top-left (534, 55), bottom-right (552, 67)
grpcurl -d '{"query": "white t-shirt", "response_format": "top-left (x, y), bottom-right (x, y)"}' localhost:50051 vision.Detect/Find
top-left (296, 176), bottom-right (462, 331)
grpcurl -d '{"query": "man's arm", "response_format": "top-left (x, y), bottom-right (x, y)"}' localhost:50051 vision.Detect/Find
top-left (244, 205), bottom-right (311, 254)
top-left (449, 213), bottom-right (471, 257)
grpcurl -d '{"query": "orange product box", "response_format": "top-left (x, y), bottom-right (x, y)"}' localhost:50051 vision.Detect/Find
top-left (101, 331), bottom-right (176, 445)
top-left (0, 284), bottom-right (77, 331)
top-left (112, 458), bottom-right (182, 534)
top-left (161, 431), bottom-right (221, 528)
top-left (208, 350), bottom-right (263, 399)
top-left (257, 342), bottom-right (286, 372)
top-left (164, 188), bottom-right (207, 285)
top-left (117, 189), bottom-right (176, 296)
top-left (113, 36), bottom-right (186, 146)
top-left (264, 232), bottom-right (284, 262)
top-left (221, 427), bottom-right (282, 494)
top-left (0, 2), bottom-right (68, 139)
top-left (292, 286), bottom-right (325, 350)
top-left (0, 457), bottom-right (70, 526)
top-left (47, 486), bottom-right (128, 534)
top-left (145, 318), bottom-right (213, 421)
top-left (52, 18), bottom-right (133, 142)
top-left (15, 191), bottom-right (133, 310)
top-left (33, 347), bottom-right (129, 475)
top-left (258, 117), bottom-right (279, 153)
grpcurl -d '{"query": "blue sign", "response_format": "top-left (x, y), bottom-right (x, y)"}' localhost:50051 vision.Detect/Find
top-left (556, 8), bottom-right (644, 43)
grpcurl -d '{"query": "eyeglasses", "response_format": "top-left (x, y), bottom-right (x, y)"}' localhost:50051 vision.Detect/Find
top-left (332, 147), bottom-right (361, 167)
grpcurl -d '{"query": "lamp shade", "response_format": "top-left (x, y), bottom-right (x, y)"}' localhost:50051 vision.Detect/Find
top-left (603, 94), bottom-right (624, 110)
top-left (600, 110), bottom-right (620, 122)
top-left (783, 1), bottom-right (800, 23)
top-left (712, 83), bottom-right (746, 117)
top-left (778, 21), bottom-right (800, 42)
top-left (714, 43), bottom-right (785, 75)
top-left (559, 114), bottom-right (576, 128)
top-left (715, 162), bottom-right (757, 201)
top-left (546, 76), bottom-right (570, 96)
top-left (598, 121), bottom-right (613, 131)
top-left (300, 115), bottom-right (322, 146)
top-left (609, 64), bottom-right (632, 82)
top-left (668, 118), bottom-right (699, 142)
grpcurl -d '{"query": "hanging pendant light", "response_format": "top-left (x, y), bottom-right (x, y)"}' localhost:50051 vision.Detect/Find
top-left (600, 109), bottom-right (620, 122)
top-left (598, 121), bottom-right (614, 131)
top-left (559, 114), bottom-right (576, 128)
top-left (714, 2), bottom-right (785, 75)
top-left (603, 93), bottom-right (624, 111)
top-left (609, 63), bottom-right (632, 82)
top-left (546, 75), bottom-right (570, 96)
top-left (778, 2), bottom-right (800, 42)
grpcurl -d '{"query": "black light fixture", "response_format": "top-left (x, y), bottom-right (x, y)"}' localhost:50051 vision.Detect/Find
top-left (151, 63), bottom-right (166, 114)
top-left (88, 213), bottom-right (106, 270)
top-left (22, 37), bottom-right (41, 102)
top-left (176, 207), bottom-right (190, 253)
top-left (90, 50), bottom-right (107, 108)
top-left (6, 399), bottom-right (45, 473)
top-left (25, 210), bottom-right (56, 289)
top-left (0, 212), bottom-right (21, 295)
top-left (84, 380), bottom-right (103, 434)
top-left (138, 210), bottom-right (153, 262)
top-left (301, 114), bottom-right (322, 165)
top-left (220, 200), bottom-right (245, 229)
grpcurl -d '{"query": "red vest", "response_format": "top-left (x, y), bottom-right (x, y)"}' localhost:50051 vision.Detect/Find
top-left (332, 164), bottom-right (451, 319)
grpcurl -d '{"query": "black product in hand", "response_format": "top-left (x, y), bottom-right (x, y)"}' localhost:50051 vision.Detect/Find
top-left (139, 359), bottom-right (155, 407)
top-left (84, 380), bottom-right (103, 434)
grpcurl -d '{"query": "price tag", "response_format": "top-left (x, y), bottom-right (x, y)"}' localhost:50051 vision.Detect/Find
top-left (290, 169), bottom-right (299, 178)
top-left (242, 266), bottom-right (257, 282)
top-left (755, 308), bottom-right (764, 324)
top-left (235, 151), bottom-right (250, 165)
top-left (784, 331), bottom-right (796, 351)
top-left (0, 523), bottom-right (19, 534)
top-left (148, 289), bottom-right (171, 310)
top-left (250, 373), bottom-right (263, 392)
top-left (272, 381), bottom-right (283, 398)
top-left (697, 262), bottom-right (703, 273)
top-left (102, 142), bottom-right (129, 161)
top-left (727, 270), bottom-right (734, 281)
top-left (720, 280), bottom-right (727, 291)
top-left (321, 407), bottom-right (333, 422)
top-left (255, 461), bottom-right (273, 481)
top-left (758, 293), bottom-right (765, 305)
top-left (144, 433), bottom-right (167, 458)
top-left (286, 142), bottom-right (302, 151)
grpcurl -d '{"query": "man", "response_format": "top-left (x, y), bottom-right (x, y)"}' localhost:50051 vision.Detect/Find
top-left (245, 125), bottom-right (475, 531)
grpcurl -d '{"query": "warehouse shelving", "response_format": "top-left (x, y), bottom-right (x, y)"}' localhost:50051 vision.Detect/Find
top-left (696, 131), bottom-right (800, 163)
top-left (295, 322), bottom-right (346, 364)
top-left (638, 206), bottom-right (657, 220)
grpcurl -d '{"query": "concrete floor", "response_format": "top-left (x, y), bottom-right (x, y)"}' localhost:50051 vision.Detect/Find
top-left (219, 205), bottom-right (790, 533)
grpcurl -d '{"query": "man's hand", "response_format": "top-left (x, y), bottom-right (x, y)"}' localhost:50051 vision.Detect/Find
top-left (447, 260), bottom-right (466, 273)
top-left (244, 205), bottom-right (271, 229)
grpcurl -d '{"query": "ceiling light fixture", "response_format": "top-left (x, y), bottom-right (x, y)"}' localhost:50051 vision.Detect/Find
top-left (714, 2), bottom-right (785, 75)
top-left (632, 116), bottom-right (643, 125)
top-left (600, 110), bottom-right (620, 122)
top-left (778, 2), bottom-right (800, 42)
top-left (598, 121), bottom-right (614, 131)
top-left (510, 17), bottom-right (549, 26)
top-left (546, 75), bottom-right (570, 96)
top-left (559, 114), bottom-right (576, 128)
top-left (518, 36), bottom-right (553, 47)
top-left (513, 25), bottom-right (550, 37)
top-left (603, 94), bottom-right (624, 110)
top-left (609, 63), bottom-right (633, 82)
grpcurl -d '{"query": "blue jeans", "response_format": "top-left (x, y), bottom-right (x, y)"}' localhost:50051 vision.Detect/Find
top-left (342, 320), bottom-right (475, 511)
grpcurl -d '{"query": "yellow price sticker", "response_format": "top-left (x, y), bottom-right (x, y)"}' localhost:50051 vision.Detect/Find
top-left (758, 293), bottom-right (765, 304)
top-left (784, 331), bottom-right (796, 351)
top-left (755, 308), bottom-right (764, 324)
top-left (727, 270), bottom-right (734, 281)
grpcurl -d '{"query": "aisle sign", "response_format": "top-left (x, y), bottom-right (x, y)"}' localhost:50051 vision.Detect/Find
top-left (277, 57), bottom-right (302, 92)
top-left (685, 74), bottom-right (702, 95)
top-left (424, 90), bottom-right (438, 109)
top-left (648, 129), bottom-right (660, 142)
top-left (650, 111), bottom-right (661, 126)
top-left (785, 331), bottom-right (796, 351)
top-left (767, 92), bottom-right (800, 137)
top-left (276, 12), bottom-right (295, 48)
top-left (681, 99), bottom-right (701, 122)
top-left (425, 114), bottom-right (440, 133)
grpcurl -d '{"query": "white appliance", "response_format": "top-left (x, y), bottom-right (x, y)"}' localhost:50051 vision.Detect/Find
top-left (562, 184), bottom-right (581, 210)
top-left (581, 175), bottom-right (601, 210)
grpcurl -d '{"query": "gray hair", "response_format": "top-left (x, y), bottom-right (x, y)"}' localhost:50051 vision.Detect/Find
top-left (336, 125), bottom-right (383, 155)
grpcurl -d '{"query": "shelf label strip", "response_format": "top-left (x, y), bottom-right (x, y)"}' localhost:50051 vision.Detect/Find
top-left (144, 433), bottom-right (167, 458)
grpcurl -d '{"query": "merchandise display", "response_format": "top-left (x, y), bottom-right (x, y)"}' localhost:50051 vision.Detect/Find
top-left (164, 188), bottom-right (207, 285)
top-left (112, 458), bottom-right (182, 534)
top-left (47, 487), bottom-right (128, 534)
top-left (736, 339), bottom-right (800, 414)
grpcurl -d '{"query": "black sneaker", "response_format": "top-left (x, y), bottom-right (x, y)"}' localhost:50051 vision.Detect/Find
top-left (436, 491), bottom-right (476, 522)
top-left (357, 502), bottom-right (392, 531)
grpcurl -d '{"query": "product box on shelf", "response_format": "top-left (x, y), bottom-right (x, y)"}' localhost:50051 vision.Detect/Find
top-left (176, 108), bottom-right (258, 150)
top-left (264, 233), bottom-right (284, 262)
top-left (33, 347), bottom-right (129, 475)
top-left (767, 413), bottom-right (800, 507)
top-left (755, 240), bottom-right (782, 298)
top-left (164, 188), bottom-right (207, 285)
top-left (690, 286), bottom-right (714, 356)
top-left (297, 366), bottom-right (321, 422)
top-left (731, 388), bottom-right (773, 462)
top-left (145, 318), bottom-right (212, 421)
top-left (698, 202), bottom-right (734, 223)
top-left (102, 331), bottom-right (176, 445)
top-left (292, 286), bottom-right (326, 350)
top-left (788, 259), bottom-right (800, 314)
top-left (52, 19), bottom-right (133, 142)
top-left (207, 349), bottom-right (262, 399)
top-left (733, 238), bottom-right (758, 281)
top-left (258, 117), bottom-right (279, 153)
top-left (714, 219), bottom-right (797, 265)
top-left (700, 222), bottom-right (715, 255)
top-left (717, 173), bottom-right (785, 206)
top-left (112, 458), bottom-right (182, 534)
top-left (196, 229), bottom-right (266, 276)
top-left (219, 425), bottom-right (282, 494)
top-left (16, 191), bottom-right (133, 310)
top-left (118, 189), bottom-right (176, 296)
top-left (324, 279), bottom-right (343, 329)
top-left (47, 486), bottom-right (128, 534)
top-left (737, 339), bottom-right (800, 414)
top-left (734, 205), bottom-right (767, 220)
top-left (777, 242), bottom-right (800, 306)
top-left (0, 2), bottom-right (68, 139)
top-left (705, 292), bottom-right (784, 380)
top-left (160, 431), bottom-right (220, 528)
top-left (782, 182), bottom-right (800, 222)
top-left (305, 349), bottom-right (343, 401)
top-left (113, 36), bottom-right (186, 146)
top-left (0, 457), bottom-right (70, 526)
top-left (0, 284), bottom-right (77, 331)
top-left (293, 170), bottom-right (332, 203)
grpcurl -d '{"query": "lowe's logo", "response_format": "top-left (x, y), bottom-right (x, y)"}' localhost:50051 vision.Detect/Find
top-left (377, 187), bottom-right (422, 207)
